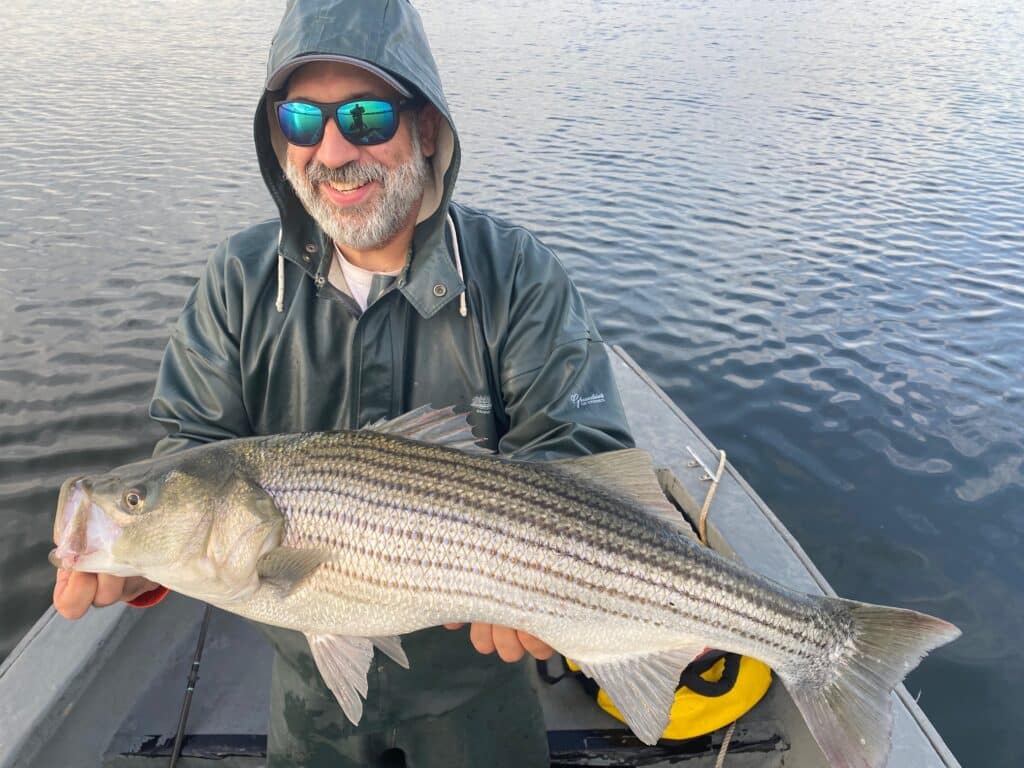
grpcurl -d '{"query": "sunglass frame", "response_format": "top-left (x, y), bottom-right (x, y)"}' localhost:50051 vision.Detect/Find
top-left (274, 96), bottom-right (423, 147)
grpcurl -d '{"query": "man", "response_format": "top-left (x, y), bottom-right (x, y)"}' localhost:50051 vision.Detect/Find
top-left (53, 1), bottom-right (633, 765)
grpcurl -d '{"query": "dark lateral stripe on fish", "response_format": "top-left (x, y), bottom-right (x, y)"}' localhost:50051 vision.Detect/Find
top-left (257, 436), bottom-right (833, 649)
top-left (316, 559), bottom-right (622, 629)
top-left (297, 526), bottom-right (678, 626)
top-left (272, 476), bottom-right (829, 656)
top-left (274, 480), bottom-right (721, 607)
top-left (310, 540), bottom-right (666, 628)
top-left (288, 446), bottom-right (705, 579)
top-left (263, 446), bottom-right (830, 649)
top-left (268, 441), bottom-right (726, 581)
top-left (295, 529), bottom-right (811, 657)
top-left (290, 436), bottom-right (773, 582)
top-left (272, 484), bottom-right (826, 657)
top-left (309, 528), bottom-right (823, 663)
top-left (296, 434), bottom-right (656, 531)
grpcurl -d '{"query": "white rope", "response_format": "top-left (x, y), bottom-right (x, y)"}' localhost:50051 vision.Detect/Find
top-left (699, 451), bottom-right (736, 767)
top-left (274, 227), bottom-right (285, 313)
top-left (715, 720), bottom-right (737, 768)
top-left (446, 212), bottom-right (467, 317)
top-left (698, 449), bottom-right (727, 546)
top-left (688, 448), bottom-right (739, 765)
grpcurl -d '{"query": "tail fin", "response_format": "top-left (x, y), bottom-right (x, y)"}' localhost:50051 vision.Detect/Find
top-left (785, 599), bottom-right (960, 768)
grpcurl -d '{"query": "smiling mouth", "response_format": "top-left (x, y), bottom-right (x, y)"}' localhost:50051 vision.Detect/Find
top-left (326, 180), bottom-right (369, 193)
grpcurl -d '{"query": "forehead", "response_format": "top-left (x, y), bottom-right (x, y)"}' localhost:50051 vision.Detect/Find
top-left (286, 61), bottom-right (399, 101)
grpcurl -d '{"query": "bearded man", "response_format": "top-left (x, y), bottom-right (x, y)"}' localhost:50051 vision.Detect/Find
top-left (52, 1), bottom-right (634, 765)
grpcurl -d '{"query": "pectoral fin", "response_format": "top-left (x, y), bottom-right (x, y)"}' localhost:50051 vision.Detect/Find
top-left (257, 547), bottom-right (331, 596)
top-left (306, 633), bottom-right (409, 725)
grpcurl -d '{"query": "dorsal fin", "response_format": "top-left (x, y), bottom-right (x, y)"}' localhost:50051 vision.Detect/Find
top-left (552, 449), bottom-right (698, 539)
top-left (364, 405), bottom-right (492, 454)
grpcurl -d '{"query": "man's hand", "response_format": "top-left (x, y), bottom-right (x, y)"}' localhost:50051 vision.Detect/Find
top-left (52, 570), bottom-right (160, 620)
top-left (443, 623), bottom-right (554, 663)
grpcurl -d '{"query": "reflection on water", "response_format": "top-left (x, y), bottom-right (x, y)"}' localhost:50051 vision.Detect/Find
top-left (1, 0), bottom-right (1022, 763)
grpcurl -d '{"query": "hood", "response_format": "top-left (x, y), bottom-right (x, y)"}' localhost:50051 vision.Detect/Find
top-left (254, 0), bottom-right (461, 307)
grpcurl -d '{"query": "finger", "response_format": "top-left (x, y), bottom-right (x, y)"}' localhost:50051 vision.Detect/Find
top-left (93, 574), bottom-right (127, 607)
top-left (54, 571), bottom-right (97, 620)
top-left (491, 624), bottom-right (526, 663)
top-left (52, 568), bottom-right (71, 605)
top-left (517, 630), bottom-right (554, 660)
top-left (470, 622), bottom-right (496, 655)
top-left (442, 623), bottom-right (465, 630)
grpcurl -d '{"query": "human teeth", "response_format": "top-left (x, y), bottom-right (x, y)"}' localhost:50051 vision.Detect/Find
top-left (327, 181), bottom-right (365, 192)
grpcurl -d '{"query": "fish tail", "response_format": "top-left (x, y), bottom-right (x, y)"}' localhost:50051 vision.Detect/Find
top-left (785, 598), bottom-right (960, 768)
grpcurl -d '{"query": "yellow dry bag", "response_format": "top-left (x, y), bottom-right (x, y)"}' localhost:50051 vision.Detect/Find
top-left (562, 650), bottom-right (772, 741)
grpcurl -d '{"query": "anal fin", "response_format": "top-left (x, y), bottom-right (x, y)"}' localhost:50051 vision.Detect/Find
top-left (572, 644), bottom-right (705, 745)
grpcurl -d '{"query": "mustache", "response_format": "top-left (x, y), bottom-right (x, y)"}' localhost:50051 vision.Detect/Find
top-left (306, 161), bottom-right (388, 187)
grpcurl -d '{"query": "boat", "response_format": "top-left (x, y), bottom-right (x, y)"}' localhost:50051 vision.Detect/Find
top-left (0, 345), bottom-right (961, 767)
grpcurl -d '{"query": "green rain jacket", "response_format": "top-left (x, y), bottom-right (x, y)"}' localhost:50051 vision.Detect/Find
top-left (149, 0), bottom-right (634, 757)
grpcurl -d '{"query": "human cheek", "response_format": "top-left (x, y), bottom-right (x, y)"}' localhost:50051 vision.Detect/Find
top-left (286, 145), bottom-right (317, 176)
top-left (366, 139), bottom-right (407, 170)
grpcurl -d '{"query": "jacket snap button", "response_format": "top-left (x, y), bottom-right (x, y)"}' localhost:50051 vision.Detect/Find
top-left (432, 283), bottom-right (447, 297)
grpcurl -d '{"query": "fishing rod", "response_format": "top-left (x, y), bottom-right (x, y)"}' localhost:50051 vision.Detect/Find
top-left (168, 603), bottom-right (213, 768)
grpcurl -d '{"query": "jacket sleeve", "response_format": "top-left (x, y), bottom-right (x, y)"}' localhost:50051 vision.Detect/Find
top-left (496, 236), bottom-right (635, 460)
top-left (149, 241), bottom-right (252, 458)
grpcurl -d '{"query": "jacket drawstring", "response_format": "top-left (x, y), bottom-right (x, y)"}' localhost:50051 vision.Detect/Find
top-left (275, 227), bottom-right (285, 313)
top-left (447, 212), bottom-right (467, 317)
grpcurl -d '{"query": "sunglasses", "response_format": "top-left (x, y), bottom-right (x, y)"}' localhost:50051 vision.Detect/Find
top-left (275, 96), bottom-right (422, 147)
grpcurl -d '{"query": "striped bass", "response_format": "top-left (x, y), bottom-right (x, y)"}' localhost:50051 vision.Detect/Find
top-left (51, 406), bottom-right (959, 768)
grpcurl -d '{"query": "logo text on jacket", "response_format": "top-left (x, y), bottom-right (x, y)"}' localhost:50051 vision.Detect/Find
top-left (569, 392), bottom-right (606, 408)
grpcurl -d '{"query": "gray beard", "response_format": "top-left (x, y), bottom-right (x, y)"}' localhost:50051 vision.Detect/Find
top-left (285, 124), bottom-right (431, 251)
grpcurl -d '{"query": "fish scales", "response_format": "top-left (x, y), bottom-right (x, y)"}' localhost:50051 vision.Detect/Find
top-left (257, 434), bottom-right (814, 653)
top-left (244, 432), bottom-right (837, 663)
top-left (283, 432), bottom-right (814, 622)
top-left (267, 432), bottom-right (751, 604)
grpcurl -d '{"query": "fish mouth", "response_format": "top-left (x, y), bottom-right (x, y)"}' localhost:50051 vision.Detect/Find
top-left (50, 476), bottom-right (121, 571)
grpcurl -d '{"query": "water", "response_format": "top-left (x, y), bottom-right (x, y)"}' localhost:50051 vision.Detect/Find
top-left (2, 0), bottom-right (1021, 763)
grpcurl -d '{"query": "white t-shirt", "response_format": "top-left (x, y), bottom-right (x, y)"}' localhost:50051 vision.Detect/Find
top-left (334, 246), bottom-right (403, 311)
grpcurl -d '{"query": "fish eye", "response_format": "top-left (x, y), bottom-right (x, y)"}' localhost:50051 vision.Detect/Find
top-left (123, 487), bottom-right (146, 511)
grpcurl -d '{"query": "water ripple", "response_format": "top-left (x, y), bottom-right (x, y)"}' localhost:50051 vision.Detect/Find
top-left (1, 0), bottom-right (1022, 764)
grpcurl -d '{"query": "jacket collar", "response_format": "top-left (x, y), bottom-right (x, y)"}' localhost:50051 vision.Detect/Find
top-left (280, 209), bottom-right (464, 320)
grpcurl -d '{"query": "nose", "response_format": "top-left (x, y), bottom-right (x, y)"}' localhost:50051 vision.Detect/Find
top-left (315, 116), bottom-right (361, 169)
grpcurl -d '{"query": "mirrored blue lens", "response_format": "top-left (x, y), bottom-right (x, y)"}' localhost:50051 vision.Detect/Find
top-left (336, 100), bottom-right (398, 145)
top-left (277, 101), bottom-right (325, 146)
